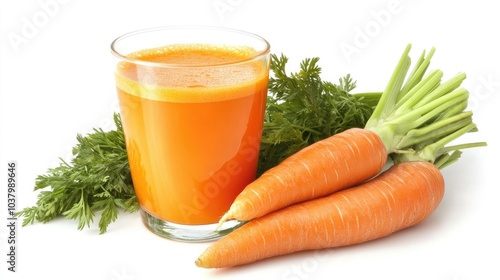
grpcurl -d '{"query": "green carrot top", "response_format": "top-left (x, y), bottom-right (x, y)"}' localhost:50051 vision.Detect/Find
top-left (364, 44), bottom-right (486, 169)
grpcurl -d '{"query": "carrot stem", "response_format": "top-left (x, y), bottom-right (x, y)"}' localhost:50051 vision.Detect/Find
top-left (352, 92), bottom-right (382, 108)
top-left (433, 150), bottom-right (462, 169)
top-left (364, 44), bottom-right (484, 165)
top-left (433, 142), bottom-right (487, 169)
top-left (398, 48), bottom-right (435, 101)
top-left (394, 69), bottom-right (443, 113)
top-left (413, 72), bottom-right (466, 109)
top-left (437, 141), bottom-right (488, 155)
top-left (367, 44), bottom-right (411, 124)
top-left (395, 111), bottom-right (473, 149)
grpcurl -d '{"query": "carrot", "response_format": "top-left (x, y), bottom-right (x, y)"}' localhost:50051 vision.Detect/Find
top-left (219, 127), bottom-right (387, 222)
top-left (196, 161), bottom-right (445, 268)
top-left (219, 44), bottom-right (476, 225)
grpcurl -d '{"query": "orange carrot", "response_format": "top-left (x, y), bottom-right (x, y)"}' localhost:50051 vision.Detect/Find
top-left (219, 127), bottom-right (387, 223)
top-left (196, 161), bottom-right (444, 268)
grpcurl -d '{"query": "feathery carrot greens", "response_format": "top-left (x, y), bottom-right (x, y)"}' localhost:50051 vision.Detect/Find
top-left (16, 54), bottom-right (376, 233)
top-left (258, 54), bottom-right (376, 174)
top-left (15, 114), bottom-right (138, 234)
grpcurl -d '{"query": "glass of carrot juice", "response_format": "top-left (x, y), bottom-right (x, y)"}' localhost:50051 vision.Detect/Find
top-left (110, 26), bottom-right (270, 242)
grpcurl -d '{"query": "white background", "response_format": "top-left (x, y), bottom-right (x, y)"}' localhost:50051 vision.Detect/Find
top-left (1, 0), bottom-right (499, 279)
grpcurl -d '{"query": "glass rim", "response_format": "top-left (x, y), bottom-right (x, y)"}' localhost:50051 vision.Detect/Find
top-left (110, 25), bottom-right (271, 68)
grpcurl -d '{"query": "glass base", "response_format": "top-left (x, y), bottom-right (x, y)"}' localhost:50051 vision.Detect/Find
top-left (140, 208), bottom-right (245, 242)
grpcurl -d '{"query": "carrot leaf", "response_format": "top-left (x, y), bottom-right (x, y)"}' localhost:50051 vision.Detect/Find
top-left (15, 113), bottom-right (138, 234)
top-left (257, 54), bottom-right (376, 175)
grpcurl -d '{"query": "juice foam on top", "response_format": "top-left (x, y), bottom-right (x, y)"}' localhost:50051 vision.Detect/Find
top-left (115, 44), bottom-right (268, 102)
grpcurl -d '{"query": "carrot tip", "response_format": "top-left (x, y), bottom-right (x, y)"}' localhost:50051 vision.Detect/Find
top-left (195, 250), bottom-right (216, 269)
top-left (216, 212), bottom-right (231, 230)
top-left (195, 258), bottom-right (204, 268)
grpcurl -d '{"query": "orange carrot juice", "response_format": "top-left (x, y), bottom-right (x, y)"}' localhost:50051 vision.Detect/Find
top-left (115, 44), bottom-right (268, 225)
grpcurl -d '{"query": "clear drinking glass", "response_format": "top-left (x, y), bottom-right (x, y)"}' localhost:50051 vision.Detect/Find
top-left (110, 26), bottom-right (270, 242)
